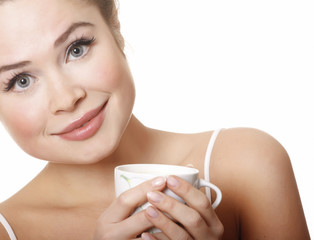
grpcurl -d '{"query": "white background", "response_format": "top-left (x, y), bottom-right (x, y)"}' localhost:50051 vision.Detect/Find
top-left (0, 0), bottom-right (313, 237)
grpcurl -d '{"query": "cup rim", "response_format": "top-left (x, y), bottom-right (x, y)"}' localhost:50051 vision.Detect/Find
top-left (115, 164), bottom-right (199, 176)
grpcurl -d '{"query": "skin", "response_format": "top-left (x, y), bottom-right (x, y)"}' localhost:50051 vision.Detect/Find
top-left (0, 0), bottom-right (310, 239)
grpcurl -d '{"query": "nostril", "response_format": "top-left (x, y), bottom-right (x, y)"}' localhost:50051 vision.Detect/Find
top-left (74, 87), bottom-right (87, 105)
top-left (50, 86), bottom-right (86, 114)
top-left (74, 97), bottom-right (83, 106)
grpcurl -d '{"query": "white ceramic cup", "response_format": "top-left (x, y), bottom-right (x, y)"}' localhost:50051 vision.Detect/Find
top-left (114, 164), bottom-right (222, 213)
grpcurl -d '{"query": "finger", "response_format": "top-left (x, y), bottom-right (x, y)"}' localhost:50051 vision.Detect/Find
top-left (151, 232), bottom-right (169, 240)
top-left (101, 177), bottom-right (166, 223)
top-left (145, 206), bottom-right (193, 240)
top-left (166, 176), bottom-right (224, 237)
top-left (120, 211), bottom-right (155, 238)
top-left (147, 191), bottom-right (210, 239)
top-left (95, 211), bottom-right (154, 239)
top-left (141, 232), bottom-right (157, 240)
top-left (153, 232), bottom-right (170, 240)
top-left (141, 232), bottom-right (169, 240)
top-left (166, 175), bottom-right (218, 226)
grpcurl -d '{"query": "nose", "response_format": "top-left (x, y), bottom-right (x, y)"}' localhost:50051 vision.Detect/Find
top-left (48, 77), bottom-right (86, 115)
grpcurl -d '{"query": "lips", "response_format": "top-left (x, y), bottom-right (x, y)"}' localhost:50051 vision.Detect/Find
top-left (53, 102), bottom-right (107, 141)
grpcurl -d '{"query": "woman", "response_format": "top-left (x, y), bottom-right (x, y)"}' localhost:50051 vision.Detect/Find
top-left (0, 0), bottom-right (310, 239)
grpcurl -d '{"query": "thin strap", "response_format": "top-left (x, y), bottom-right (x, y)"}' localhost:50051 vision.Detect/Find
top-left (0, 213), bottom-right (17, 240)
top-left (204, 128), bottom-right (222, 206)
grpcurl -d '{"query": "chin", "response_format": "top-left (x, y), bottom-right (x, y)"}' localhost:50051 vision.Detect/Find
top-left (58, 135), bottom-right (121, 165)
top-left (78, 144), bottom-right (118, 165)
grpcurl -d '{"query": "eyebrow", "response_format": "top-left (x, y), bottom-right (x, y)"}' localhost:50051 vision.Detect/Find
top-left (0, 22), bottom-right (94, 75)
top-left (0, 61), bottom-right (31, 74)
top-left (54, 21), bottom-right (95, 48)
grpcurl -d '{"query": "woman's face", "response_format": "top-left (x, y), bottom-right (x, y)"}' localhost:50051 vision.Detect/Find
top-left (0, 0), bottom-right (135, 163)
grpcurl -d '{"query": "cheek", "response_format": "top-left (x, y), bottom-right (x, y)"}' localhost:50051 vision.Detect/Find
top-left (1, 99), bottom-right (44, 146)
top-left (7, 112), bottom-right (35, 138)
top-left (89, 59), bottom-right (124, 91)
top-left (79, 44), bottom-right (131, 92)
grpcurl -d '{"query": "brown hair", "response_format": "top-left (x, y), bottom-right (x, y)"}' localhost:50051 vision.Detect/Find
top-left (88, 0), bottom-right (125, 52)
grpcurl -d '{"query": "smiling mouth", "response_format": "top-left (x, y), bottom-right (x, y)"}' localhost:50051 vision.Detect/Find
top-left (53, 101), bottom-right (107, 141)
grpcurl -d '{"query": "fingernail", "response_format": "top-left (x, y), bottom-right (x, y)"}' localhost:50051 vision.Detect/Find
top-left (146, 206), bottom-right (159, 218)
top-left (167, 176), bottom-right (179, 187)
top-left (152, 177), bottom-right (166, 188)
top-left (147, 191), bottom-right (163, 203)
top-left (141, 232), bottom-right (153, 240)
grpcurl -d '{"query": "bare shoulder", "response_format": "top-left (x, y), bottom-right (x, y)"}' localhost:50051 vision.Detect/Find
top-left (0, 190), bottom-right (33, 239)
top-left (0, 205), bottom-right (12, 240)
top-left (0, 225), bottom-right (10, 240)
top-left (209, 127), bottom-right (291, 190)
top-left (212, 127), bottom-right (289, 173)
top-left (210, 128), bottom-right (310, 239)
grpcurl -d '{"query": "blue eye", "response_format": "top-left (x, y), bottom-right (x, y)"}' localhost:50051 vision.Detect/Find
top-left (66, 37), bottom-right (96, 62)
top-left (4, 74), bottom-right (35, 92)
top-left (68, 45), bottom-right (87, 60)
top-left (16, 75), bottom-right (31, 89)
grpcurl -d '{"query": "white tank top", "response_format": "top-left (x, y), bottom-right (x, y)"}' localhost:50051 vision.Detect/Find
top-left (0, 128), bottom-right (222, 240)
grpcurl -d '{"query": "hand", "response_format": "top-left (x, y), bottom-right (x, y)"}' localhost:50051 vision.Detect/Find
top-left (142, 176), bottom-right (224, 240)
top-left (93, 177), bottom-right (167, 240)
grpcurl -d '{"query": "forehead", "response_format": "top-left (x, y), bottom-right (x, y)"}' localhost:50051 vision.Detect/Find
top-left (0, 0), bottom-right (99, 63)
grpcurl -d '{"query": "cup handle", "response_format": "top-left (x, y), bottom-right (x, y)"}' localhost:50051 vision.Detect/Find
top-left (199, 179), bottom-right (222, 209)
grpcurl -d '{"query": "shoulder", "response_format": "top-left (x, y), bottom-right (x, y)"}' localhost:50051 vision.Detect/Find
top-left (211, 127), bottom-right (291, 194)
top-left (0, 192), bottom-right (30, 240)
top-left (0, 227), bottom-right (11, 240)
top-left (211, 128), bottom-right (310, 239)
top-left (215, 127), bottom-right (288, 167)
top-left (0, 210), bottom-right (13, 240)
top-left (184, 127), bottom-right (288, 175)
top-left (0, 195), bottom-right (39, 240)
top-left (217, 127), bottom-right (287, 156)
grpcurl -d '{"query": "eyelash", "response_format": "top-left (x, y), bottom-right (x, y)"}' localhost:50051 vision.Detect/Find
top-left (3, 36), bottom-right (96, 92)
top-left (4, 72), bottom-right (29, 92)
top-left (65, 36), bottom-right (96, 62)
